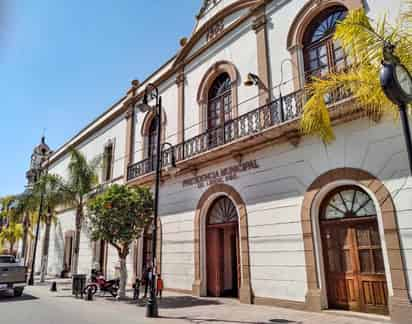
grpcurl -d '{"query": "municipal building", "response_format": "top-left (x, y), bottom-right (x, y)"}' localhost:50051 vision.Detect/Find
top-left (25, 1), bottom-right (412, 322)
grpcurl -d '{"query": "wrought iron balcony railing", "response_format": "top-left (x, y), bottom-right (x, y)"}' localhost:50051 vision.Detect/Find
top-left (127, 89), bottom-right (306, 181)
top-left (127, 86), bottom-right (352, 182)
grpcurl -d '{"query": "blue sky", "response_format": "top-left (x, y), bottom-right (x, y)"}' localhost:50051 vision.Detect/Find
top-left (0, 0), bottom-right (200, 196)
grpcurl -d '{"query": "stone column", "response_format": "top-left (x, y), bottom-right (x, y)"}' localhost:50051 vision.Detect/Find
top-left (176, 69), bottom-right (185, 144)
top-left (124, 105), bottom-right (135, 181)
top-left (123, 80), bottom-right (139, 181)
top-left (253, 4), bottom-right (271, 106)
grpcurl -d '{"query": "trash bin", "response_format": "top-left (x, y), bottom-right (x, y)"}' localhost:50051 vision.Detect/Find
top-left (72, 274), bottom-right (87, 298)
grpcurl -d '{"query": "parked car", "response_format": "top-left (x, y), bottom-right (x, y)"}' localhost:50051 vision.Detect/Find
top-left (0, 255), bottom-right (27, 297)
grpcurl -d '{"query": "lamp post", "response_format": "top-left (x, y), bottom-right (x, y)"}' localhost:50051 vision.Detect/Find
top-left (135, 84), bottom-right (177, 318)
top-left (380, 42), bottom-right (412, 174)
top-left (27, 136), bottom-right (51, 286)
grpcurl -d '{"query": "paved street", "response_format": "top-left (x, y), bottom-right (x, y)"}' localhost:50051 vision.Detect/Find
top-left (0, 281), bottom-right (391, 324)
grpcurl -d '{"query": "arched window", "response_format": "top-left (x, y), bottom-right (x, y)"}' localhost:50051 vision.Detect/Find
top-left (147, 116), bottom-right (159, 163)
top-left (303, 6), bottom-right (348, 81)
top-left (321, 186), bottom-right (377, 220)
top-left (207, 73), bottom-right (232, 130)
top-left (207, 196), bottom-right (238, 225)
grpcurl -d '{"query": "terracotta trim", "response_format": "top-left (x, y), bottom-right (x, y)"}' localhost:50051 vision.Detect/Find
top-left (192, 183), bottom-right (252, 304)
top-left (252, 3), bottom-right (271, 106)
top-left (176, 69), bottom-right (185, 144)
top-left (301, 168), bottom-right (412, 322)
top-left (197, 61), bottom-right (240, 133)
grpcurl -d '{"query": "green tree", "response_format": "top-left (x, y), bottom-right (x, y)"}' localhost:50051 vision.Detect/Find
top-left (87, 184), bottom-right (153, 299)
top-left (300, 3), bottom-right (412, 142)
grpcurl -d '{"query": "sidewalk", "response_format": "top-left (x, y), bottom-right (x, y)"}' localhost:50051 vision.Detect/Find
top-left (32, 278), bottom-right (391, 324)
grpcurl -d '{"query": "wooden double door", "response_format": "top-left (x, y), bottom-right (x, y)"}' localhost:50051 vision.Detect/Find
top-left (206, 223), bottom-right (240, 297)
top-left (321, 218), bottom-right (388, 314)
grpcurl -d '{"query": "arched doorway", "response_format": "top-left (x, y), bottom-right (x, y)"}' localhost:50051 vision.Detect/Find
top-left (206, 196), bottom-right (240, 298)
top-left (319, 185), bottom-right (388, 315)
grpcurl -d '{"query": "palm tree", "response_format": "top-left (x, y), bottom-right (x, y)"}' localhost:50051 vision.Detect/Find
top-left (61, 148), bottom-right (101, 274)
top-left (300, 3), bottom-right (412, 142)
top-left (0, 196), bottom-right (20, 255)
top-left (0, 196), bottom-right (17, 232)
top-left (13, 191), bottom-right (37, 262)
top-left (32, 174), bottom-right (66, 282)
top-left (0, 222), bottom-right (23, 255)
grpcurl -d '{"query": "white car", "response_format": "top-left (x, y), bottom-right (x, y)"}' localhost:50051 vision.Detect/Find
top-left (0, 255), bottom-right (27, 297)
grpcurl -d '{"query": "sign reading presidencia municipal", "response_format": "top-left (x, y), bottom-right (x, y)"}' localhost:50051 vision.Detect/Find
top-left (183, 160), bottom-right (259, 188)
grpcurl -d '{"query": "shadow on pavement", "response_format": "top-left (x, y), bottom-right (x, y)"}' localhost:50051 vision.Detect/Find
top-left (159, 316), bottom-right (300, 324)
top-left (0, 294), bottom-right (39, 303)
top-left (86, 295), bottom-right (222, 309)
top-left (157, 296), bottom-right (222, 309)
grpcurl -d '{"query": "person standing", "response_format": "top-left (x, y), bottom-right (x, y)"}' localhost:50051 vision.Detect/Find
top-left (143, 266), bottom-right (152, 298)
top-left (156, 274), bottom-right (164, 299)
top-left (133, 278), bottom-right (141, 301)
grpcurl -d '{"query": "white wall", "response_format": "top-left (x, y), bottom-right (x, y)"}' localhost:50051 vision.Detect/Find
top-left (49, 112), bottom-right (127, 183)
top-left (157, 114), bottom-right (412, 301)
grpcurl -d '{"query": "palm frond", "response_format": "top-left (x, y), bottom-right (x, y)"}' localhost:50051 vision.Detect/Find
top-left (300, 7), bottom-right (411, 142)
top-left (67, 148), bottom-right (101, 199)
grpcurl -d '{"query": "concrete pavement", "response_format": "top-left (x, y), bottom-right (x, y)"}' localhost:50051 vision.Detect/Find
top-left (0, 282), bottom-right (392, 324)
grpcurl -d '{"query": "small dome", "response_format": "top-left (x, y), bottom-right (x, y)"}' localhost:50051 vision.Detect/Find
top-left (33, 136), bottom-right (51, 156)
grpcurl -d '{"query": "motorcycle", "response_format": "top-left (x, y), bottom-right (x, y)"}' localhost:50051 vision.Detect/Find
top-left (84, 270), bottom-right (120, 297)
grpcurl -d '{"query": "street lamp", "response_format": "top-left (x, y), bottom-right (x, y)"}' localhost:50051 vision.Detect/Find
top-left (27, 136), bottom-right (51, 286)
top-left (380, 42), bottom-right (412, 174)
top-left (135, 84), bottom-right (177, 318)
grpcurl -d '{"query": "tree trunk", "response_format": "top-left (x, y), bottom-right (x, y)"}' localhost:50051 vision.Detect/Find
top-left (40, 218), bottom-right (52, 283)
top-left (9, 240), bottom-right (15, 255)
top-left (21, 213), bottom-right (30, 262)
top-left (72, 205), bottom-right (83, 275)
top-left (118, 256), bottom-right (128, 300)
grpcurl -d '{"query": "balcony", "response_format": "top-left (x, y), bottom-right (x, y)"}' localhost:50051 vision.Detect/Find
top-left (127, 87), bottom-right (354, 184)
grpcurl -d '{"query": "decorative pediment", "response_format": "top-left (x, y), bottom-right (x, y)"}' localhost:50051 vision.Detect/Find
top-left (197, 0), bottom-right (223, 19)
top-left (174, 0), bottom-right (263, 68)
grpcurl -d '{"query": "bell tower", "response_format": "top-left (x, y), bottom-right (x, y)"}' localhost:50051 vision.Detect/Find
top-left (26, 136), bottom-right (52, 186)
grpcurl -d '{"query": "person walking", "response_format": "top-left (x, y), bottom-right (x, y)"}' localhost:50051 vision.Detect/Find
top-left (156, 274), bottom-right (164, 299)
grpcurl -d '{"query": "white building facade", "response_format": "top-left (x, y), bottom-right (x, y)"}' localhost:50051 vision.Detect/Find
top-left (31, 0), bottom-right (412, 322)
